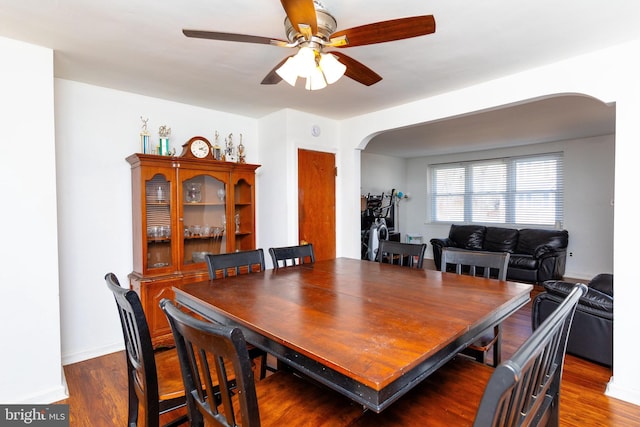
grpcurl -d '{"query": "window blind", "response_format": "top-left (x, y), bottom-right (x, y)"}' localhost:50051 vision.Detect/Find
top-left (430, 153), bottom-right (563, 227)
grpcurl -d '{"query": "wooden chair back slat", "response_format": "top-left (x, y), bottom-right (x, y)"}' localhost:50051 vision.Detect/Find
top-left (269, 244), bottom-right (316, 269)
top-left (205, 249), bottom-right (266, 279)
top-left (441, 248), bottom-right (510, 280)
top-left (376, 240), bottom-right (427, 269)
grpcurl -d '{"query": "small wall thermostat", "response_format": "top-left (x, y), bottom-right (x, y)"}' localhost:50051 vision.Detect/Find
top-left (311, 124), bottom-right (321, 137)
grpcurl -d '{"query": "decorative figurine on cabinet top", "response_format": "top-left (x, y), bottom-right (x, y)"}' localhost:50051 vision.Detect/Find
top-left (238, 133), bottom-right (246, 164)
top-left (212, 131), bottom-right (222, 160)
top-left (225, 133), bottom-right (237, 163)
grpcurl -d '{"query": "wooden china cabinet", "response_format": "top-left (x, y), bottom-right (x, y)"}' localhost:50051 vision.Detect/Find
top-left (126, 137), bottom-right (259, 347)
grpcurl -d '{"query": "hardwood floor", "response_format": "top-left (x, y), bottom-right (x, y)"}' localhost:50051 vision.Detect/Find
top-left (55, 283), bottom-right (639, 426)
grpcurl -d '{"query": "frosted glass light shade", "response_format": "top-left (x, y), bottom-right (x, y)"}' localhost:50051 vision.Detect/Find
top-left (295, 47), bottom-right (317, 78)
top-left (275, 56), bottom-right (299, 86)
top-left (319, 53), bottom-right (346, 84)
top-left (305, 67), bottom-right (327, 91)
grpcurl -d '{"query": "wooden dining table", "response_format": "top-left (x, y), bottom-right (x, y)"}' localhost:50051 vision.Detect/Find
top-left (173, 257), bottom-right (532, 413)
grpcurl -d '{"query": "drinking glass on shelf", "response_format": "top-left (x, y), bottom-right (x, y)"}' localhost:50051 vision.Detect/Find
top-left (217, 188), bottom-right (226, 202)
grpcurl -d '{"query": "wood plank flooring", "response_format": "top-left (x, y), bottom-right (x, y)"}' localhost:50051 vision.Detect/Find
top-left (55, 283), bottom-right (639, 426)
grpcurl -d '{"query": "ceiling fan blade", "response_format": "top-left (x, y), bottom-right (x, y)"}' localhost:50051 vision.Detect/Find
top-left (183, 29), bottom-right (287, 46)
top-left (280, 0), bottom-right (317, 34)
top-left (332, 15), bottom-right (436, 47)
top-left (331, 52), bottom-right (382, 86)
top-left (261, 56), bottom-right (294, 85)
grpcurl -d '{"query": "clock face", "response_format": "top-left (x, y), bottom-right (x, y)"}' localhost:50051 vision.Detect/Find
top-left (190, 139), bottom-right (210, 158)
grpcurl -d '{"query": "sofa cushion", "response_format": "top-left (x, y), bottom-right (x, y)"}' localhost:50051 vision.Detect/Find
top-left (448, 225), bottom-right (486, 250)
top-left (589, 273), bottom-right (613, 297)
top-left (515, 229), bottom-right (568, 255)
top-left (483, 227), bottom-right (518, 253)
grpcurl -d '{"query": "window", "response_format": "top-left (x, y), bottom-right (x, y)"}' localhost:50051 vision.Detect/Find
top-left (430, 153), bottom-right (563, 227)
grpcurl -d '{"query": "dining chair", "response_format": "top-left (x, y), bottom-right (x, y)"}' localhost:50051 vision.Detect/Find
top-left (104, 273), bottom-right (188, 427)
top-left (268, 243), bottom-right (315, 269)
top-left (160, 299), bottom-right (365, 427)
top-left (376, 240), bottom-right (427, 269)
top-left (351, 282), bottom-right (588, 427)
top-left (441, 247), bottom-right (511, 366)
top-left (205, 249), bottom-right (265, 279)
top-left (205, 249), bottom-right (269, 379)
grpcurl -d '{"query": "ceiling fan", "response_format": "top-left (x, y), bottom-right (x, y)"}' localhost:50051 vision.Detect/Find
top-left (182, 0), bottom-right (436, 90)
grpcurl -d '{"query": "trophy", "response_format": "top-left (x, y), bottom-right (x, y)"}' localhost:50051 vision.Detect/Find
top-left (140, 116), bottom-right (151, 154)
top-left (225, 133), bottom-right (237, 163)
top-left (213, 131), bottom-right (222, 160)
top-left (238, 133), bottom-right (246, 164)
top-left (158, 125), bottom-right (172, 156)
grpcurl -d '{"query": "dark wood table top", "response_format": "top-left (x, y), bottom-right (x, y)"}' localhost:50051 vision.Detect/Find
top-left (174, 257), bottom-right (532, 412)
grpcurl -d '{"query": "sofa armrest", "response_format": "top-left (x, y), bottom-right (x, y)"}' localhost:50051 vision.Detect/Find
top-left (533, 245), bottom-right (566, 259)
top-left (429, 238), bottom-right (457, 271)
top-left (429, 237), bottom-right (456, 249)
top-left (544, 280), bottom-right (613, 314)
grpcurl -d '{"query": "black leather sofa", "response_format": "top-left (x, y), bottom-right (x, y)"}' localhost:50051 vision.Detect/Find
top-left (430, 225), bottom-right (569, 283)
top-left (532, 274), bottom-right (613, 367)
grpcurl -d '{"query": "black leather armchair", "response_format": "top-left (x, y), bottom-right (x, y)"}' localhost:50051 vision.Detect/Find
top-left (532, 274), bottom-right (613, 367)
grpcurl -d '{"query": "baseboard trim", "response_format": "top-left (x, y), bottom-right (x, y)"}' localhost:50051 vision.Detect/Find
top-left (606, 376), bottom-right (640, 406)
top-left (62, 342), bottom-right (124, 366)
top-left (17, 383), bottom-right (68, 404)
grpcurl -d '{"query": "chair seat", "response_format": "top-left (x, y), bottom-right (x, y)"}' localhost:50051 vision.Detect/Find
top-left (249, 371), bottom-right (365, 426)
top-left (351, 357), bottom-right (493, 426)
top-left (154, 348), bottom-right (186, 401)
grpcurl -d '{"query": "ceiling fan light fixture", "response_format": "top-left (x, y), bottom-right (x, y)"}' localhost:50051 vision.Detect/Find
top-left (319, 53), bottom-right (346, 84)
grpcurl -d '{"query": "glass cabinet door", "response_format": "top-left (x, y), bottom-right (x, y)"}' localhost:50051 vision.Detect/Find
top-left (145, 173), bottom-right (173, 272)
top-left (232, 175), bottom-right (255, 252)
top-left (180, 173), bottom-right (228, 269)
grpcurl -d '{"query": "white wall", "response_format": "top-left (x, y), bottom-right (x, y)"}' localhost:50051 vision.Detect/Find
top-left (0, 37), bottom-right (65, 403)
top-left (361, 152), bottom-right (407, 197)
top-left (54, 79), bottom-right (259, 364)
top-left (257, 109), bottom-right (340, 267)
top-left (363, 134), bottom-right (614, 280)
top-left (343, 40), bottom-right (640, 405)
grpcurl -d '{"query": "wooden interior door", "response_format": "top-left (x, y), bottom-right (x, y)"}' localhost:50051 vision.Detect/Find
top-left (298, 149), bottom-right (336, 261)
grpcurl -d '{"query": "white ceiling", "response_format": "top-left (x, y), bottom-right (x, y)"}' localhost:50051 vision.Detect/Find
top-left (0, 0), bottom-right (635, 156)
